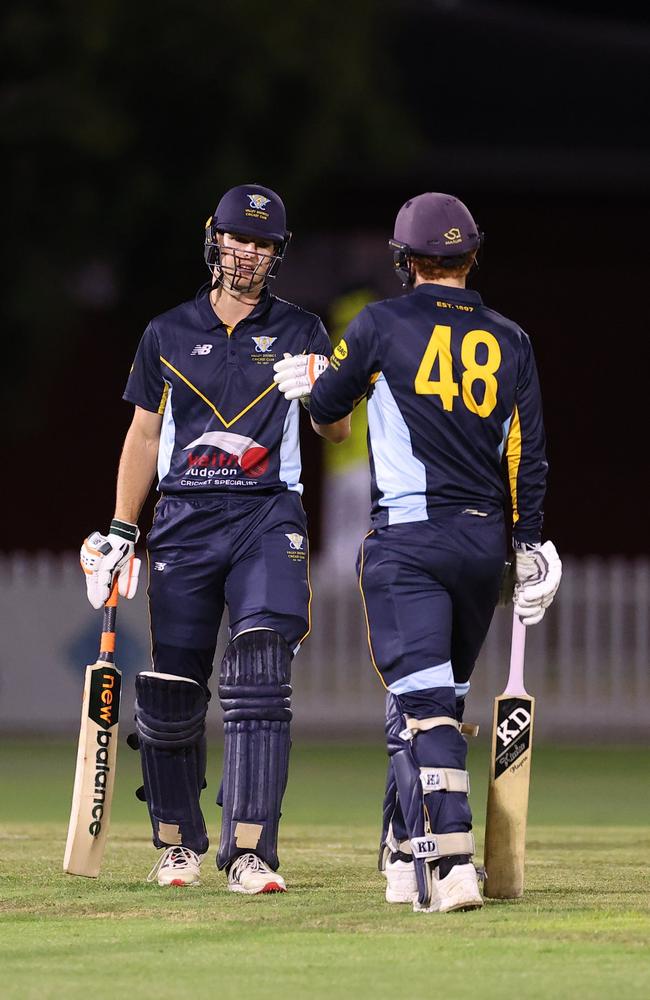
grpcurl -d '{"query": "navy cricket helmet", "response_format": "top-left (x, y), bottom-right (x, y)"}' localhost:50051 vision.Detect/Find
top-left (204, 183), bottom-right (291, 285)
top-left (389, 192), bottom-right (484, 287)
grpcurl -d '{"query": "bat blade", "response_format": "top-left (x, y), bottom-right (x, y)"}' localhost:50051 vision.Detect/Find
top-left (63, 660), bottom-right (121, 878)
top-left (483, 691), bottom-right (535, 899)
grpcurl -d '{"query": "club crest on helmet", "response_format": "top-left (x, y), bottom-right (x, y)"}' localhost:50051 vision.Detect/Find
top-left (248, 194), bottom-right (271, 211)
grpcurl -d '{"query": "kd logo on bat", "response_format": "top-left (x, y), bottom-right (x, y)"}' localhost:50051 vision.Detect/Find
top-left (493, 697), bottom-right (533, 778)
top-left (497, 704), bottom-right (531, 749)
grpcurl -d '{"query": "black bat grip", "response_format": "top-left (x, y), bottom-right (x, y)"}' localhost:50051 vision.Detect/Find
top-left (98, 579), bottom-right (119, 663)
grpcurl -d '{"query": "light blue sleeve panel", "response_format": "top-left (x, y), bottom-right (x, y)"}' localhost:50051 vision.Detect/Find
top-left (367, 374), bottom-right (427, 525)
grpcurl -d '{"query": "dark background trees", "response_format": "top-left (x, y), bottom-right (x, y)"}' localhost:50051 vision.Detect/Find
top-left (3, 1), bottom-right (649, 554)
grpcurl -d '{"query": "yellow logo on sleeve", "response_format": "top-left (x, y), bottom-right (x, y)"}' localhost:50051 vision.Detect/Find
top-left (333, 339), bottom-right (348, 361)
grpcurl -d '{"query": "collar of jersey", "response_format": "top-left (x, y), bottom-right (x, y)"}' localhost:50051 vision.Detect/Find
top-left (413, 283), bottom-right (483, 305)
top-left (195, 285), bottom-right (273, 331)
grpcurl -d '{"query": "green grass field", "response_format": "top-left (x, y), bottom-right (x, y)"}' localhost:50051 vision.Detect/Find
top-left (1, 739), bottom-right (649, 999)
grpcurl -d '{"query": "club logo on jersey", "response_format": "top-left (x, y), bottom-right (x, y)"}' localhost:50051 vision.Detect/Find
top-left (494, 697), bottom-right (533, 778)
top-left (248, 194), bottom-right (270, 211)
top-left (182, 431), bottom-right (269, 483)
top-left (249, 336), bottom-right (278, 364)
top-left (191, 344), bottom-right (213, 356)
top-left (443, 227), bottom-right (462, 245)
top-left (252, 336), bottom-right (276, 353)
top-left (285, 533), bottom-right (304, 550)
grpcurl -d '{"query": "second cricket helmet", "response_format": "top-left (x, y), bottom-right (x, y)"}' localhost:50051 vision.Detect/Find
top-left (204, 183), bottom-right (291, 282)
top-left (389, 192), bottom-right (484, 287)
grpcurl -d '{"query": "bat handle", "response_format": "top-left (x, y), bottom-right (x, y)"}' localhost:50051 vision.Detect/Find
top-left (503, 609), bottom-right (527, 695)
top-left (98, 578), bottom-right (119, 664)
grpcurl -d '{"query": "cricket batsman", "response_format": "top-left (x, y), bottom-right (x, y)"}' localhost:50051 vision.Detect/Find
top-left (80, 183), bottom-right (349, 891)
top-left (274, 192), bottom-right (562, 912)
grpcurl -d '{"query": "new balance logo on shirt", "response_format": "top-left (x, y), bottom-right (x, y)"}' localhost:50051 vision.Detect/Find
top-left (191, 344), bottom-right (213, 356)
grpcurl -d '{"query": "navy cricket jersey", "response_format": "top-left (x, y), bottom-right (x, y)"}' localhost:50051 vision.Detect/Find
top-left (309, 283), bottom-right (547, 544)
top-left (124, 286), bottom-right (330, 496)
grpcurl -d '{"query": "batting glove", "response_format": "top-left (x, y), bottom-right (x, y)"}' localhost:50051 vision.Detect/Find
top-left (80, 519), bottom-right (141, 609)
top-left (513, 540), bottom-right (562, 626)
top-left (273, 353), bottom-right (329, 401)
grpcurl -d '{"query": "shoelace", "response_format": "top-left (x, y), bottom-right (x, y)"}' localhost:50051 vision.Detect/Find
top-left (147, 845), bottom-right (199, 882)
top-left (231, 852), bottom-right (267, 878)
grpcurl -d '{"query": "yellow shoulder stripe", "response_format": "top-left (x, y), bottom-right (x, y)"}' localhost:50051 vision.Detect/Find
top-left (505, 405), bottom-right (522, 525)
top-left (157, 381), bottom-right (170, 415)
top-left (160, 356), bottom-right (276, 429)
top-left (351, 370), bottom-right (381, 409)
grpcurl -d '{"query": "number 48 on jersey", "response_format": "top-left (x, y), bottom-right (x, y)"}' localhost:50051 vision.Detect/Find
top-left (414, 324), bottom-right (501, 418)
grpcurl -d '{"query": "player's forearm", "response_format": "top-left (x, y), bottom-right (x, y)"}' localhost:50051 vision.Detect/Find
top-left (114, 424), bottom-right (160, 524)
top-left (310, 414), bottom-right (351, 444)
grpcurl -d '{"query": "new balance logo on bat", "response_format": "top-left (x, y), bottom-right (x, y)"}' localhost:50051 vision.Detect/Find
top-left (88, 668), bottom-right (121, 731)
top-left (497, 706), bottom-right (531, 748)
top-left (88, 730), bottom-right (114, 837)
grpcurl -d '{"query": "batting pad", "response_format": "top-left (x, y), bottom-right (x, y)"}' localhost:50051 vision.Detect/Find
top-left (135, 672), bottom-right (209, 855)
top-left (419, 767), bottom-right (470, 793)
top-left (217, 630), bottom-right (292, 871)
top-left (411, 831), bottom-right (476, 861)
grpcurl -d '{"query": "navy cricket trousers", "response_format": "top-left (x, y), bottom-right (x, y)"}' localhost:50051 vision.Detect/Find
top-left (146, 490), bottom-right (311, 691)
top-left (357, 509), bottom-right (506, 701)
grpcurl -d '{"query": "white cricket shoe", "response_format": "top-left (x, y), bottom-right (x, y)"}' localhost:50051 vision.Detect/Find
top-left (413, 862), bottom-right (483, 913)
top-left (383, 855), bottom-right (418, 904)
top-left (147, 846), bottom-right (202, 886)
top-left (227, 853), bottom-right (286, 895)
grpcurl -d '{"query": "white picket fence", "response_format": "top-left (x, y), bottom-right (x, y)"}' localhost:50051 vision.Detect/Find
top-left (301, 556), bottom-right (650, 738)
top-left (0, 554), bottom-right (648, 739)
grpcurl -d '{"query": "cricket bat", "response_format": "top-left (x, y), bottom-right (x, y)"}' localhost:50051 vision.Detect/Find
top-left (63, 581), bottom-right (122, 877)
top-left (483, 610), bottom-right (534, 899)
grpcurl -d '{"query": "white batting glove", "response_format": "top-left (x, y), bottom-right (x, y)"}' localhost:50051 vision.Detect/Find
top-left (514, 540), bottom-right (562, 626)
top-left (273, 352), bottom-right (329, 401)
top-left (80, 519), bottom-right (141, 609)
